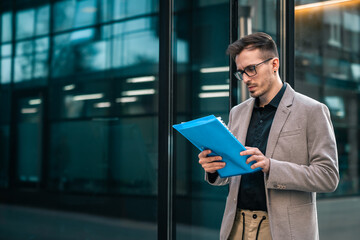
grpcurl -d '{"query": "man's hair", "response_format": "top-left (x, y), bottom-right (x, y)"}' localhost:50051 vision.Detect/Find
top-left (226, 32), bottom-right (279, 60)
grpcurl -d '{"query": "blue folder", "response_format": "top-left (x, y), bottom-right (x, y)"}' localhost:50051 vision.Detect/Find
top-left (173, 115), bottom-right (261, 178)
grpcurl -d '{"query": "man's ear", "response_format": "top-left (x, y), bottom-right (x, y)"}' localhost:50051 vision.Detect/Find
top-left (272, 58), bottom-right (280, 71)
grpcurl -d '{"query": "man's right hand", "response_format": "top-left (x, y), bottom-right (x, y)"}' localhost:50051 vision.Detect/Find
top-left (198, 150), bottom-right (226, 173)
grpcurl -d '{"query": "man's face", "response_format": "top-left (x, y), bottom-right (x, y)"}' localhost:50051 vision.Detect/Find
top-left (235, 48), bottom-right (276, 99)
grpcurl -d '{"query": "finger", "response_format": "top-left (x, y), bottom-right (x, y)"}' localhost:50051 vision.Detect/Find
top-left (199, 155), bottom-right (222, 164)
top-left (250, 160), bottom-right (266, 170)
top-left (245, 146), bottom-right (254, 150)
top-left (246, 155), bottom-right (262, 164)
top-left (198, 149), bottom-right (212, 158)
top-left (250, 157), bottom-right (269, 171)
top-left (240, 148), bottom-right (262, 156)
top-left (203, 162), bottom-right (226, 172)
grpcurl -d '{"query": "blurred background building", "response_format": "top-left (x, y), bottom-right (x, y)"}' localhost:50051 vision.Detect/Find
top-left (0, 0), bottom-right (359, 239)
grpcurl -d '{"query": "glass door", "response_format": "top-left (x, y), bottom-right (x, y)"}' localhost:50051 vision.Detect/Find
top-left (172, 0), bottom-right (281, 239)
top-left (13, 90), bottom-right (45, 188)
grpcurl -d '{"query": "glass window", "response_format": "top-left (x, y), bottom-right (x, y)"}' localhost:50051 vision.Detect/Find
top-left (1, 12), bottom-right (12, 43)
top-left (35, 5), bottom-right (50, 36)
top-left (48, 116), bottom-right (157, 195)
top-left (16, 9), bottom-right (35, 40)
top-left (0, 90), bottom-right (11, 188)
top-left (47, 2), bottom-right (159, 235)
top-left (173, 1), bottom-right (229, 239)
top-left (50, 81), bottom-right (112, 119)
top-left (52, 27), bottom-right (110, 78)
top-left (1, 58), bottom-right (12, 84)
top-left (295, 1), bottom-right (360, 239)
top-left (16, 95), bottom-right (43, 184)
top-left (14, 38), bottom-right (49, 82)
top-left (114, 75), bottom-right (158, 116)
top-left (173, 0), bottom-right (279, 239)
top-left (34, 37), bottom-right (49, 79)
top-left (111, 17), bottom-right (159, 68)
top-left (14, 40), bottom-right (33, 82)
top-left (101, 0), bottom-right (158, 22)
top-left (295, 0), bottom-right (360, 197)
top-left (1, 44), bottom-right (12, 84)
top-left (0, 125), bottom-right (10, 188)
top-left (54, 0), bottom-right (98, 32)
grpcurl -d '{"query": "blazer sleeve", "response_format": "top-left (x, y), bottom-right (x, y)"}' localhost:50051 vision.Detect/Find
top-left (266, 103), bottom-right (339, 193)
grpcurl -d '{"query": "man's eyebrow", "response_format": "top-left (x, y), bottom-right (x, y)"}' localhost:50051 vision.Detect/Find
top-left (237, 63), bottom-right (256, 71)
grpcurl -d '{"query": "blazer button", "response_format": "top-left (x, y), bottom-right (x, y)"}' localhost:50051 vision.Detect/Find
top-left (253, 214), bottom-right (257, 219)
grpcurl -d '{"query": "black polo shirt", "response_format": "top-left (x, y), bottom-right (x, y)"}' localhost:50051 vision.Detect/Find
top-left (237, 83), bottom-right (286, 211)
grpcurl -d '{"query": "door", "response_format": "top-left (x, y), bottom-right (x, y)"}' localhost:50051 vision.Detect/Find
top-left (12, 89), bottom-right (45, 189)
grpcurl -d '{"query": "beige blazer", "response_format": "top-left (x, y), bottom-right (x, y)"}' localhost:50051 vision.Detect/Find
top-left (206, 83), bottom-right (339, 240)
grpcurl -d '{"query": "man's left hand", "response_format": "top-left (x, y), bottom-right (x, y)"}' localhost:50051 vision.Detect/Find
top-left (240, 147), bottom-right (270, 173)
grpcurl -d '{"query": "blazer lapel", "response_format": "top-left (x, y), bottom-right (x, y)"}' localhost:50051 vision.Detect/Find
top-left (238, 99), bottom-right (255, 144)
top-left (266, 84), bottom-right (295, 158)
top-left (232, 99), bottom-right (254, 183)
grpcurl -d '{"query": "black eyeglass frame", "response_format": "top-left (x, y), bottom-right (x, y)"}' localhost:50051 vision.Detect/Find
top-left (234, 57), bottom-right (273, 80)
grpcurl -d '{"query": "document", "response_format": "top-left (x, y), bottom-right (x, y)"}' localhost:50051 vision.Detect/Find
top-left (173, 115), bottom-right (260, 178)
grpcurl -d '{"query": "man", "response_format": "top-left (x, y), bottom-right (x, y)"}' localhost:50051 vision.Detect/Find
top-left (198, 32), bottom-right (339, 240)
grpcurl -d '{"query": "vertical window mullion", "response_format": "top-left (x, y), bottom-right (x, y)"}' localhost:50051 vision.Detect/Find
top-left (158, 0), bottom-right (174, 239)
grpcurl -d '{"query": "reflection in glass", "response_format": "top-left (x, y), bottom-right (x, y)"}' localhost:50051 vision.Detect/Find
top-left (174, 1), bottom-right (230, 239)
top-left (173, 1), bottom-right (279, 239)
top-left (34, 38), bottom-right (49, 79)
top-left (14, 41), bottom-right (33, 82)
top-left (35, 5), bottom-right (50, 36)
top-left (16, 9), bottom-right (35, 40)
top-left (101, 0), bottom-right (158, 22)
top-left (112, 17), bottom-right (159, 68)
top-left (1, 12), bottom-right (12, 42)
top-left (49, 117), bottom-right (158, 195)
top-left (1, 44), bottom-right (12, 57)
top-left (0, 126), bottom-right (10, 188)
top-left (295, 1), bottom-right (360, 198)
top-left (52, 28), bottom-right (109, 77)
top-left (1, 44), bottom-right (12, 84)
top-left (54, 0), bottom-right (98, 32)
top-left (1, 59), bottom-right (12, 84)
top-left (16, 96), bottom-right (42, 183)
top-left (52, 16), bottom-right (159, 78)
top-left (14, 38), bottom-right (49, 82)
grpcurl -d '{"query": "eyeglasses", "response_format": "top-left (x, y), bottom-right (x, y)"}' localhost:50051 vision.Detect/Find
top-left (234, 58), bottom-right (273, 81)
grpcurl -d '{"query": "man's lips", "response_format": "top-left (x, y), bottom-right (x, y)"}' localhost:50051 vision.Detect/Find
top-left (247, 85), bottom-right (256, 91)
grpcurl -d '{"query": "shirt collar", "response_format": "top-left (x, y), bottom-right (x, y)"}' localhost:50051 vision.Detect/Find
top-left (255, 83), bottom-right (286, 109)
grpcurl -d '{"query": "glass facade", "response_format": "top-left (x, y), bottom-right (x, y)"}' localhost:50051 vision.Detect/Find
top-left (0, 0), bottom-right (359, 239)
top-left (295, 0), bottom-right (360, 198)
top-left (173, 1), bottom-right (279, 239)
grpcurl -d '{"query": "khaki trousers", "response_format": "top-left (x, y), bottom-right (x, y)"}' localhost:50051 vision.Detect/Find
top-left (228, 209), bottom-right (272, 240)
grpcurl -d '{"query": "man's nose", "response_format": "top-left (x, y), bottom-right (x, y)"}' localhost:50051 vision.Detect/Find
top-left (242, 73), bottom-right (251, 83)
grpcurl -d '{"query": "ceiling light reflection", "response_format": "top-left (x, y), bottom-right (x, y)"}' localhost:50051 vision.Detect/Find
top-left (64, 84), bottom-right (76, 91)
top-left (94, 102), bottom-right (111, 108)
top-left (116, 97), bottom-right (138, 103)
top-left (200, 66), bottom-right (229, 73)
top-left (201, 85), bottom-right (229, 91)
top-left (73, 93), bottom-right (104, 101)
top-left (295, 0), bottom-right (353, 11)
top-left (21, 108), bottom-right (38, 114)
top-left (126, 76), bottom-right (156, 83)
top-left (29, 99), bottom-right (42, 105)
top-left (199, 92), bottom-right (229, 98)
top-left (122, 89), bottom-right (155, 96)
